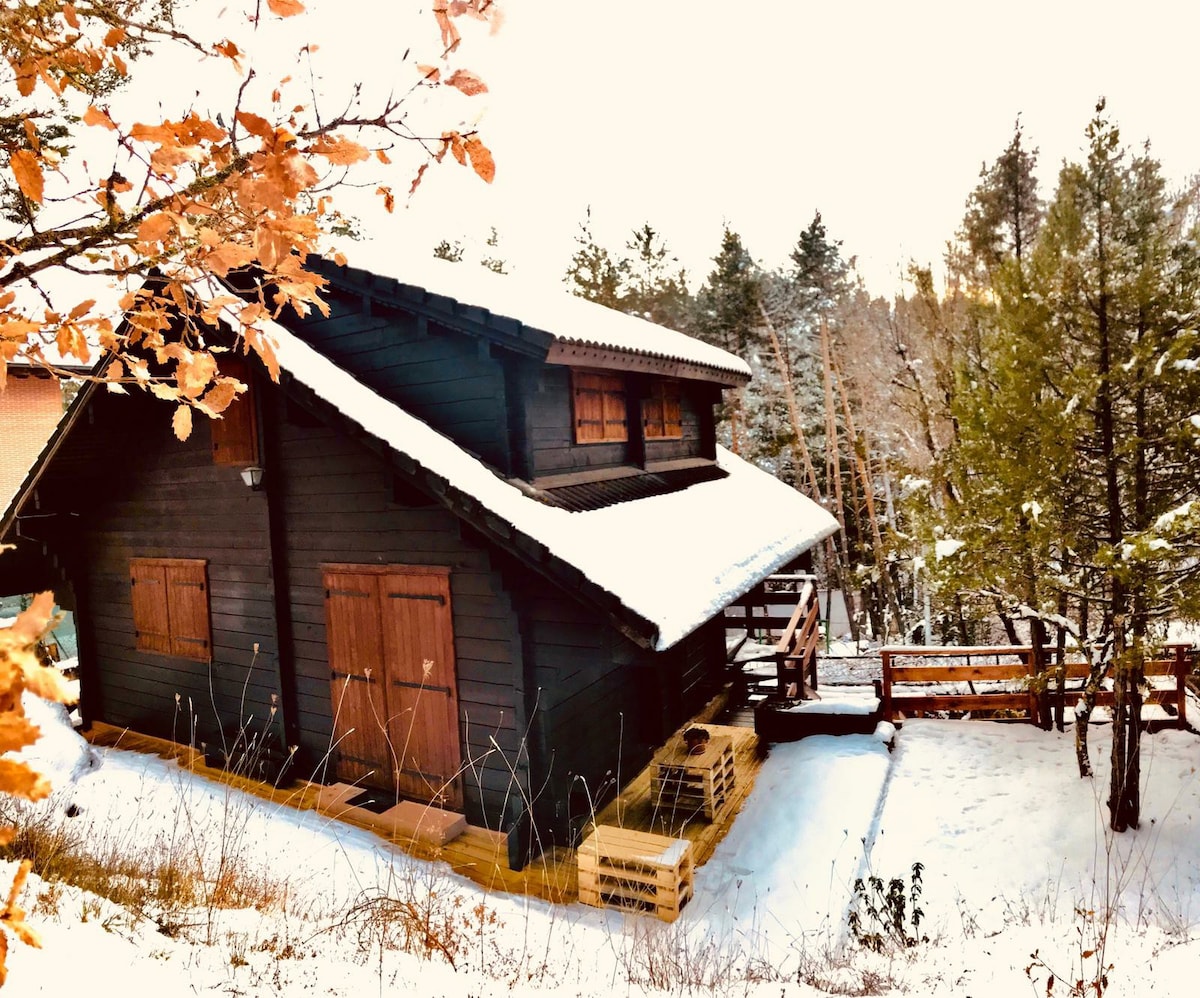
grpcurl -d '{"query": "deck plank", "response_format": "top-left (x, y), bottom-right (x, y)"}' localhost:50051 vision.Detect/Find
top-left (83, 716), bottom-right (765, 904)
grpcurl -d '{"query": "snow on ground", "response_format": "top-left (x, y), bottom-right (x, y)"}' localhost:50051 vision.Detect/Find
top-left (3, 695), bottom-right (1200, 996)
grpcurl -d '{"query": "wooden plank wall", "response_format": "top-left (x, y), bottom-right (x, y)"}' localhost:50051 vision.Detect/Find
top-left (289, 289), bottom-right (510, 471)
top-left (528, 366), bottom-right (710, 478)
top-left (515, 587), bottom-right (727, 848)
top-left (31, 390), bottom-right (284, 755)
top-left (270, 392), bottom-right (527, 831)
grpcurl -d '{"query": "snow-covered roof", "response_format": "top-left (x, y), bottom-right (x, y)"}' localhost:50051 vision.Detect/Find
top-left (250, 307), bottom-right (837, 651)
top-left (323, 243), bottom-right (752, 384)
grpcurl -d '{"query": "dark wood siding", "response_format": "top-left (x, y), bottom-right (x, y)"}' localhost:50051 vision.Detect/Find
top-left (643, 382), bottom-right (712, 464)
top-left (28, 388), bottom-right (284, 758)
top-left (288, 288), bottom-right (509, 471)
top-left (270, 391), bottom-right (525, 829)
top-left (528, 366), bottom-right (629, 476)
top-left (511, 584), bottom-right (727, 847)
top-left (529, 367), bottom-right (712, 478)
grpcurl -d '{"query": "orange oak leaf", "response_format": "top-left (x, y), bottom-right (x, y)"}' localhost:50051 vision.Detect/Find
top-left (235, 111), bottom-right (274, 140)
top-left (103, 26), bottom-right (126, 47)
top-left (441, 132), bottom-right (466, 166)
top-left (83, 104), bottom-right (116, 130)
top-left (377, 185), bottom-right (395, 212)
top-left (433, 5), bottom-right (462, 52)
top-left (464, 135), bottom-right (495, 183)
top-left (215, 39), bottom-right (243, 71)
top-left (68, 299), bottom-right (96, 321)
top-left (128, 122), bottom-right (177, 144)
top-left (307, 135), bottom-right (370, 166)
top-left (22, 120), bottom-right (38, 152)
top-left (63, 3), bottom-right (80, 28)
top-left (267, 0), bottom-right (306, 15)
top-left (137, 213), bottom-right (174, 244)
top-left (10, 150), bottom-right (43, 204)
top-left (55, 324), bottom-right (89, 362)
top-left (417, 64), bottom-right (441, 82)
top-left (446, 69), bottom-right (487, 96)
top-left (172, 404), bottom-right (193, 441)
top-left (201, 379), bottom-right (239, 415)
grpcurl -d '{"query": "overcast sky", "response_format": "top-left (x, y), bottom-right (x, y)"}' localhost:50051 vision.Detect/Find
top-left (188, 1), bottom-right (1200, 298)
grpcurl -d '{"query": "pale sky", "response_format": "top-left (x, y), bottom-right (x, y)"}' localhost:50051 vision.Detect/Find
top-left (149, 1), bottom-right (1200, 298)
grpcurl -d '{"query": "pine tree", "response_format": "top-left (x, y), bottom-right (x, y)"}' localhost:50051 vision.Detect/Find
top-left (563, 207), bottom-right (625, 308)
top-left (925, 102), bottom-right (1200, 829)
top-left (957, 118), bottom-right (1044, 281)
top-left (622, 223), bottom-right (692, 330)
top-left (694, 227), bottom-right (764, 455)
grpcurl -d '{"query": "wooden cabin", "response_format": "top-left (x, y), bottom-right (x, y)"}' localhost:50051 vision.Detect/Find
top-left (0, 253), bottom-right (838, 861)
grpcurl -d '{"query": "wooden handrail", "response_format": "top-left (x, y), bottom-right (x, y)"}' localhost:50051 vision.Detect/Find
top-left (774, 580), bottom-right (815, 656)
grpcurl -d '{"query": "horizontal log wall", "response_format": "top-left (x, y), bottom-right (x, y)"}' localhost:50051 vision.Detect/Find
top-left (271, 392), bottom-right (525, 830)
top-left (31, 390), bottom-right (284, 755)
top-left (290, 288), bottom-right (510, 471)
top-left (516, 585), bottom-right (726, 847)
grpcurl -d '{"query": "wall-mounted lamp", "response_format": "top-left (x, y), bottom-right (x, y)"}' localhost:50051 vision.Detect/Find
top-left (240, 465), bottom-right (265, 491)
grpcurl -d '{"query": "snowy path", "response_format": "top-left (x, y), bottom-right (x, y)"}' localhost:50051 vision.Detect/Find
top-left (689, 733), bottom-right (894, 961)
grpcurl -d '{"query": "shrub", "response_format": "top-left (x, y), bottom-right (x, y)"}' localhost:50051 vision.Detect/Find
top-left (846, 862), bottom-right (928, 952)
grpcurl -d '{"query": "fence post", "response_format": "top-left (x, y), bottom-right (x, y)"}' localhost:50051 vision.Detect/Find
top-left (881, 648), bottom-right (892, 721)
top-left (1174, 643), bottom-right (1188, 729)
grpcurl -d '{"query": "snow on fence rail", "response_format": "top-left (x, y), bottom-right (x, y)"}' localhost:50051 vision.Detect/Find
top-left (880, 643), bottom-right (1194, 727)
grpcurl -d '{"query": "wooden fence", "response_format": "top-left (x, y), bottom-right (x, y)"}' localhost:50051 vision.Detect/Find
top-left (880, 643), bottom-right (1194, 727)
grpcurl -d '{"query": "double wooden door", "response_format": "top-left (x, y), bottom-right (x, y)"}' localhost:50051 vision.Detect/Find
top-left (322, 564), bottom-right (462, 809)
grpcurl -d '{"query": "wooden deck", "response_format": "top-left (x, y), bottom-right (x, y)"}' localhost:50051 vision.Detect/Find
top-left (83, 716), bottom-right (766, 906)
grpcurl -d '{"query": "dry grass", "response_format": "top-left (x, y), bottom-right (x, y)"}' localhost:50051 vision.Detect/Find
top-left (0, 797), bottom-right (288, 941)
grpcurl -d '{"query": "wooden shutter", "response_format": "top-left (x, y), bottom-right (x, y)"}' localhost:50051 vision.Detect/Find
top-left (644, 380), bottom-right (682, 439)
top-left (211, 355), bottom-right (259, 466)
top-left (165, 561), bottom-right (212, 661)
top-left (573, 370), bottom-right (627, 443)
top-left (130, 560), bottom-right (171, 655)
top-left (130, 557), bottom-right (211, 661)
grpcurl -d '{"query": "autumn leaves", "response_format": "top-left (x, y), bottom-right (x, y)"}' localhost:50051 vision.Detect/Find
top-left (1, 1), bottom-right (498, 439)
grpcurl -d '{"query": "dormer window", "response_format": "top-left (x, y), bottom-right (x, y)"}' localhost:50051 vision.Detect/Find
top-left (643, 380), bottom-right (682, 440)
top-left (572, 370), bottom-right (627, 444)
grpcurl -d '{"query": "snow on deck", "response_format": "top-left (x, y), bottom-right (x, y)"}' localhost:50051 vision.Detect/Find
top-left (325, 243), bottom-right (752, 381)
top-left (253, 308), bottom-right (838, 650)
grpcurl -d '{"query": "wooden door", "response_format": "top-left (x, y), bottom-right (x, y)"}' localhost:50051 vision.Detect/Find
top-left (380, 569), bottom-right (461, 808)
top-left (323, 565), bottom-right (462, 808)
top-left (324, 570), bottom-right (392, 787)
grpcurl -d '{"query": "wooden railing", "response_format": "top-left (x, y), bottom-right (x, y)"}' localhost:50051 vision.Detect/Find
top-left (880, 643), bottom-right (1194, 727)
top-left (725, 575), bottom-right (822, 701)
top-left (772, 581), bottom-right (821, 699)
top-left (724, 575), bottom-right (819, 641)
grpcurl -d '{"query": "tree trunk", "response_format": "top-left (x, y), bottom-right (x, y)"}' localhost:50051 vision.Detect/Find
top-left (819, 317), bottom-right (858, 645)
top-left (831, 347), bottom-right (905, 640)
top-left (1075, 648), bottom-right (1105, 778)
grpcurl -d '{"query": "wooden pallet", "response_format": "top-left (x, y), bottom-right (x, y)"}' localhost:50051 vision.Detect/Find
top-left (650, 734), bottom-right (735, 821)
top-left (577, 825), bottom-right (694, 922)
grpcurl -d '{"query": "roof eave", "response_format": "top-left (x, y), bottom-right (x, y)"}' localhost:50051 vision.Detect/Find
top-left (1, 365), bottom-right (107, 539)
top-left (543, 341), bottom-right (750, 387)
